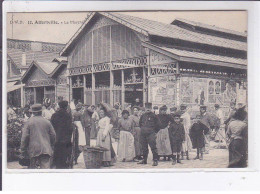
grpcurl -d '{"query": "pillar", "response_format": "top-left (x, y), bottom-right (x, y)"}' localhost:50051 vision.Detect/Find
top-left (110, 70), bottom-right (114, 105)
top-left (21, 85), bottom-right (24, 107)
top-left (176, 61), bottom-right (181, 106)
top-left (83, 75), bottom-right (87, 104)
top-left (69, 76), bottom-right (72, 102)
top-left (121, 69), bottom-right (125, 108)
top-left (92, 73), bottom-right (95, 105)
top-left (33, 87), bottom-right (36, 104)
top-left (143, 66), bottom-right (147, 105)
top-left (147, 50), bottom-right (151, 103)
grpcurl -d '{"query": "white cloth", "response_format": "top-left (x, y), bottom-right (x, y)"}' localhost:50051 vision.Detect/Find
top-left (216, 109), bottom-right (224, 126)
top-left (42, 109), bottom-right (54, 120)
top-left (74, 121), bottom-right (86, 146)
top-left (181, 112), bottom-right (192, 152)
top-left (117, 131), bottom-right (135, 161)
top-left (70, 101), bottom-right (76, 110)
top-left (96, 116), bottom-right (113, 162)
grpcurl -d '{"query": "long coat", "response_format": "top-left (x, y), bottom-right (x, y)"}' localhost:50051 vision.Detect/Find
top-left (168, 122), bottom-right (185, 153)
top-left (51, 109), bottom-right (73, 143)
top-left (189, 122), bottom-right (209, 149)
top-left (20, 116), bottom-right (56, 158)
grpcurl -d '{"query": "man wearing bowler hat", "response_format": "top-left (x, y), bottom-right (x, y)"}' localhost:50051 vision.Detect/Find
top-left (138, 102), bottom-right (161, 166)
top-left (20, 104), bottom-right (56, 169)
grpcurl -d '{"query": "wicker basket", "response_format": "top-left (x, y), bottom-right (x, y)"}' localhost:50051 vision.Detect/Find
top-left (82, 146), bottom-right (108, 169)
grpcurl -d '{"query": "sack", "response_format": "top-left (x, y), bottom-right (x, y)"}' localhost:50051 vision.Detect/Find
top-left (210, 114), bottom-right (221, 129)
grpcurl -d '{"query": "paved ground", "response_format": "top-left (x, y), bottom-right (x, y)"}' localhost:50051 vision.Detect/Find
top-left (7, 140), bottom-right (229, 169)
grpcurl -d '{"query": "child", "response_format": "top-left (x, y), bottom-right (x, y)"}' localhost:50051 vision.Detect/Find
top-left (168, 111), bottom-right (185, 165)
top-left (189, 115), bottom-right (210, 160)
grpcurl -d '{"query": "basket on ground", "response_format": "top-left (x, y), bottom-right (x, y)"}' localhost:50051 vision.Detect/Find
top-left (82, 146), bottom-right (108, 169)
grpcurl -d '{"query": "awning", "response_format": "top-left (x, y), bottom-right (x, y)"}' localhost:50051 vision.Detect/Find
top-left (7, 82), bottom-right (25, 93)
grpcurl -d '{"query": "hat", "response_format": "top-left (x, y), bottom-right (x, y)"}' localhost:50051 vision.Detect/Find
top-left (59, 101), bottom-right (68, 109)
top-left (160, 105), bottom-right (167, 111)
top-left (170, 107), bottom-right (177, 112)
top-left (214, 104), bottom-right (220, 108)
top-left (173, 111), bottom-right (182, 117)
top-left (233, 107), bottom-right (247, 121)
top-left (76, 103), bottom-right (83, 110)
top-left (132, 106), bottom-right (140, 110)
top-left (29, 104), bottom-right (43, 112)
top-left (200, 105), bottom-right (207, 109)
top-left (153, 106), bottom-right (159, 110)
top-left (180, 104), bottom-right (187, 110)
top-left (145, 103), bottom-right (152, 109)
top-left (114, 104), bottom-right (119, 109)
top-left (122, 110), bottom-right (130, 115)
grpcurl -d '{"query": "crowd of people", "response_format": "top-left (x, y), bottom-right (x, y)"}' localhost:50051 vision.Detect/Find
top-left (7, 96), bottom-right (248, 169)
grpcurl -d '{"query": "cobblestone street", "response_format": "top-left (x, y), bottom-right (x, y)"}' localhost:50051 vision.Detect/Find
top-left (7, 140), bottom-right (229, 169)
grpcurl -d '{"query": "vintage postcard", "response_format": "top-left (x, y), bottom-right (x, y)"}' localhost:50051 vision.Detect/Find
top-left (4, 8), bottom-right (248, 172)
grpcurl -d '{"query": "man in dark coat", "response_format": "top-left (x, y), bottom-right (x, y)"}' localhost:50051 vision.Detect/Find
top-left (190, 115), bottom-right (209, 160)
top-left (138, 103), bottom-right (161, 166)
top-left (51, 101), bottom-right (73, 169)
top-left (81, 107), bottom-right (94, 146)
top-left (168, 111), bottom-right (185, 165)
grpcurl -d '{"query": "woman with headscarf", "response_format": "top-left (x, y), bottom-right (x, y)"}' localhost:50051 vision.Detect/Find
top-left (117, 110), bottom-right (136, 162)
top-left (156, 105), bottom-right (173, 161)
top-left (226, 107), bottom-right (248, 168)
top-left (96, 106), bottom-right (114, 167)
top-left (129, 106), bottom-right (143, 160)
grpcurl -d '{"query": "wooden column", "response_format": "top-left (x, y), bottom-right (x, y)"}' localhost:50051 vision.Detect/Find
top-left (110, 70), bottom-right (114, 105)
top-left (92, 73), bottom-right (95, 105)
top-left (44, 86), bottom-right (46, 100)
top-left (143, 66), bottom-right (147, 105)
top-left (147, 50), bottom-right (151, 103)
top-left (69, 76), bottom-right (72, 102)
top-left (21, 85), bottom-right (24, 107)
top-left (121, 69), bottom-right (125, 108)
top-left (33, 87), bottom-right (36, 104)
top-left (83, 75), bottom-right (87, 104)
top-left (176, 61), bottom-right (181, 106)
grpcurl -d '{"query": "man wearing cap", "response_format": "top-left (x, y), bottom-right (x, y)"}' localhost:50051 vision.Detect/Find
top-left (51, 101), bottom-right (73, 169)
top-left (200, 105), bottom-right (215, 154)
top-left (180, 104), bottom-right (192, 160)
top-left (20, 104), bottom-right (56, 169)
top-left (138, 103), bottom-right (161, 166)
top-left (170, 107), bottom-right (177, 118)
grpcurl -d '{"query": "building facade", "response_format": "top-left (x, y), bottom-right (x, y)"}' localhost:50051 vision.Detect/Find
top-left (7, 39), bottom-right (65, 107)
top-left (60, 12), bottom-right (247, 116)
top-left (21, 58), bottom-right (68, 105)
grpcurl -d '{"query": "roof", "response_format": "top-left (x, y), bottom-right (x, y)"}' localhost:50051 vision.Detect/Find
top-left (142, 42), bottom-right (247, 70)
top-left (8, 48), bottom-right (61, 68)
top-left (61, 12), bottom-right (247, 55)
top-left (21, 60), bottom-right (66, 82)
top-left (172, 18), bottom-right (247, 37)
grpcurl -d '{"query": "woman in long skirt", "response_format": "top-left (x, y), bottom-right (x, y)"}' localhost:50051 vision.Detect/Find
top-left (226, 107), bottom-right (248, 168)
top-left (156, 105), bottom-right (172, 161)
top-left (129, 106), bottom-right (143, 160)
top-left (72, 103), bottom-right (86, 164)
top-left (96, 108), bottom-right (114, 167)
top-left (117, 110), bottom-right (136, 162)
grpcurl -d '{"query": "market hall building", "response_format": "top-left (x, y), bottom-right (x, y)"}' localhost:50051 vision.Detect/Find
top-left (60, 12), bottom-right (247, 115)
top-left (21, 58), bottom-right (68, 105)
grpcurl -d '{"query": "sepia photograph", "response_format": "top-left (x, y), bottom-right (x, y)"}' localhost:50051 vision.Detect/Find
top-left (5, 9), bottom-right (248, 170)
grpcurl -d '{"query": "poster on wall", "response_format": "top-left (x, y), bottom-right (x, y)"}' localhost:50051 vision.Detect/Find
top-left (180, 77), bottom-right (193, 104)
top-left (149, 76), bottom-right (176, 107)
top-left (193, 78), bottom-right (208, 105)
